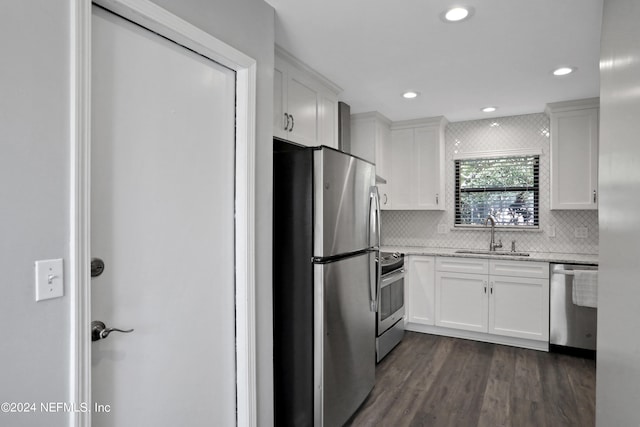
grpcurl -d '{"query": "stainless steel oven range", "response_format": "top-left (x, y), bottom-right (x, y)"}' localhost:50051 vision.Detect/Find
top-left (376, 252), bottom-right (405, 362)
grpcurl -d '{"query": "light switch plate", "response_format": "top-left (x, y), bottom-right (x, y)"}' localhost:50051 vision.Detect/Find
top-left (574, 227), bottom-right (589, 239)
top-left (35, 258), bottom-right (64, 301)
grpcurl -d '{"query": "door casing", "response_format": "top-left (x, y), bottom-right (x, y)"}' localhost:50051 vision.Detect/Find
top-left (69, 1), bottom-right (258, 426)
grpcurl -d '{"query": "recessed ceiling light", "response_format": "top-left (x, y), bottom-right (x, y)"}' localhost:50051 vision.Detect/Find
top-left (441, 6), bottom-right (474, 23)
top-left (481, 106), bottom-right (497, 113)
top-left (552, 66), bottom-right (577, 76)
top-left (402, 91), bottom-right (419, 99)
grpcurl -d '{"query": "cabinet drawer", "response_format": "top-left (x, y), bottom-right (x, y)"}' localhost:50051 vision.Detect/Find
top-left (489, 260), bottom-right (549, 279)
top-left (436, 257), bottom-right (489, 274)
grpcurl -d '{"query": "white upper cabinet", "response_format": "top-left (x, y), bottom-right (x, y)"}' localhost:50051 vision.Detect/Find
top-left (388, 117), bottom-right (447, 210)
top-left (350, 112), bottom-right (391, 175)
top-left (274, 47), bottom-right (341, 148)
top-left (546, 98), bottom-right (599, 210)
top-left (351, 112), bottom-right (393, 208)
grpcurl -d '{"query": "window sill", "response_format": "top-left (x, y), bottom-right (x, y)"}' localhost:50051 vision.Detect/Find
top-left (452, 225), bottom-right (543, 233)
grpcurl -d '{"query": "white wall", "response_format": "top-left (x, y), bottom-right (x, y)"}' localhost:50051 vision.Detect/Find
top-left (596, 0), bottom-right (640, 425)
top-left (0, 3), bottom-right (72, 426)
top-left (0, 1), bottom-right (274, 426)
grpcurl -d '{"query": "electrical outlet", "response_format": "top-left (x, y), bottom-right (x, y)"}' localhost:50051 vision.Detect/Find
top-left (437, 224), bottom-right (448, 234)
top-left (547, 225), bottom-right (556, 238)
top-left (574, 227), bottom-right (589, 239)
top-left (35, 258), bottom-right (64, 301)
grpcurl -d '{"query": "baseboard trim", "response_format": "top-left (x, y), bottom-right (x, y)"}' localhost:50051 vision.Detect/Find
top-left (405, 322), bottom-right (549, 352)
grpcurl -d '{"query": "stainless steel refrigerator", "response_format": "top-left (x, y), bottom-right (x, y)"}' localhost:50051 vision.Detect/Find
top-left (273, 139), bottom-right (380, 426)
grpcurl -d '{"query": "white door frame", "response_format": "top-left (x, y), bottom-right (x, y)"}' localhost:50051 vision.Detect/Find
top-left (69, 1), bottom-right (258, 426)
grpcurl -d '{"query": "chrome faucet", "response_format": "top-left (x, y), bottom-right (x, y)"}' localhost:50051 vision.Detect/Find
top-left (484, 215), bottom-right (502, 251)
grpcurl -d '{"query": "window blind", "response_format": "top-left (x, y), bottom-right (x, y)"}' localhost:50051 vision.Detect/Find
top-left (454, 155), bottom-right (540, 227)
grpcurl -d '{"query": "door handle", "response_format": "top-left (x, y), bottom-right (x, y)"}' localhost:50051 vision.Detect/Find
top-left (289, 114), bottom-right (294, 132)
top-left (91, 320), bottom-right (134, 341)
top-left (284, 113), bottom-right (290, 131)
top-left (91, 257), bottom-right (105, 277)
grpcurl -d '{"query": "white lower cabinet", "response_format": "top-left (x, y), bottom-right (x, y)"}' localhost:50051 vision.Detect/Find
top-left (489, 275), bottom-right (549, 341)
top-left (432, 257), bottom-right (549, 345)
top-left (435, 271), bottom-right (488, 333)
top-left (405, 256), bottom-right (436, 325)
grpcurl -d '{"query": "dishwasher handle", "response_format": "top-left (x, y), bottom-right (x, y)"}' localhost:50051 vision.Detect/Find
top-left (553, 267), bottom-right (599, 276)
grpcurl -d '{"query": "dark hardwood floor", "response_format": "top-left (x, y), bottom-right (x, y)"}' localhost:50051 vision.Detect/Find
top-left (349, 332), bottom-right (595, 427)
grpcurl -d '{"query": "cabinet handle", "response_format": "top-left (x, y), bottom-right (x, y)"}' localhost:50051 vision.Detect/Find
top-left (284, 113), bottom-right (290, 131)
top-left (593, 190), bottom-right (597, 203)
top-left (289, 114), bottom-right (294, 132)
top-left (436, 193), bottom-right (439, 205)
top-left (483, 281), bottom-right (487, 294)
top-left (490, 282), bottom-right (494, 295)
top-left (383, 193), bottom-right (388, 205)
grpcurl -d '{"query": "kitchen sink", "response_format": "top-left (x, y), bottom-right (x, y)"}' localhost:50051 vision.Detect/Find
top-left (455, 249), bottom-right (530, 257)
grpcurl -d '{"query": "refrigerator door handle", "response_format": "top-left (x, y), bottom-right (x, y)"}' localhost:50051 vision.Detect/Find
top-left (369, 186), bottom-right (381, 249)
top-left (369, 251), bottom-right (378, 312)
top-left (369, 186), bottom-right (381, 312)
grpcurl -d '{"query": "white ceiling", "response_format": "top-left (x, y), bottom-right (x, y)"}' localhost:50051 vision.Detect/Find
top-left (266, 0), bottom-right (603, 122)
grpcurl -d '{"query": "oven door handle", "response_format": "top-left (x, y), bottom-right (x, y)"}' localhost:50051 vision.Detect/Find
top-left (380, 269), bottom-right (406, 287)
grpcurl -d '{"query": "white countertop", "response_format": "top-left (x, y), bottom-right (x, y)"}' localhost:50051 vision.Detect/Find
top-left (381, 246), bottom-right (598, 265)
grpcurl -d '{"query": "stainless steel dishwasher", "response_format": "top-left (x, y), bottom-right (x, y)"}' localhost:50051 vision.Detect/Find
top-left (549, 263), bottom-right (598, 355)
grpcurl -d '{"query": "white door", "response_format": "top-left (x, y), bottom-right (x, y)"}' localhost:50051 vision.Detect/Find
top-left (91, 7), bottom-right (236, 426)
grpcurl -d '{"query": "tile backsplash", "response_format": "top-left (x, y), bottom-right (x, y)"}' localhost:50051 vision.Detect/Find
top-left (381, 113), bottom-right (598, 254)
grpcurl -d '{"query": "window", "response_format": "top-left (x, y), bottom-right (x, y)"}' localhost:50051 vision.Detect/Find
top-left (455, 155), bottom-right (539, 227)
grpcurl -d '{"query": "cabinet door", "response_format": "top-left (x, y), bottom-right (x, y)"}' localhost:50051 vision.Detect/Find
top-left (375, 120), bottom-right (391, 179)
top-left (488, 276), bottom-right (549, 341)
top-left (273, 65), bottom-right (288, 140)
top-left (435, 271), bottom-right (488, 333)
top-left (318, 93), bottom-right (337, 148)
top-left (414, 126), bottom-right (444, 210)
top-left (377, 183), bottom-right (391, 209)
top-left (390, 128), bottom-right (414, 209)
top-left (287, 69), bottom-right (319, 147)
top-left (350, 117), bottom-right (376, 163)
top-left (406, 256), bottom-right (435, 325)
top-left (550, 108), bottom-right (599, 209)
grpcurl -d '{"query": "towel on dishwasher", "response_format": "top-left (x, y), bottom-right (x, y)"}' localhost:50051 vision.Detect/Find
top-left (572, 270), bottom-right (598, 308)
